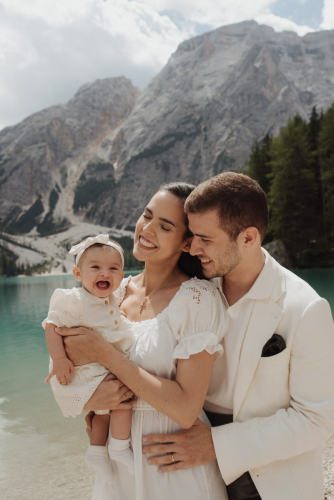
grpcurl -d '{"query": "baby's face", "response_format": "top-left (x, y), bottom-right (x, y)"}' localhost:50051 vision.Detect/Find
top-left (73, 245), bottom-right (124, 298)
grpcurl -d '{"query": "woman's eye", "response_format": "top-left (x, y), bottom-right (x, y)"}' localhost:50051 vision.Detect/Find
top-left (161, 225), bottom-right (170, 232)
top-left (143, 214), bottom-right (151, 220)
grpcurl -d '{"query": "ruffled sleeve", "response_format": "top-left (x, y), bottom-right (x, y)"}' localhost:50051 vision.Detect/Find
top-left (168, 279), bottom-right (228, 361)
top-left (114, 276), bottom-right (132, 306)
top-left (42, 287), bottom-right (83, 329)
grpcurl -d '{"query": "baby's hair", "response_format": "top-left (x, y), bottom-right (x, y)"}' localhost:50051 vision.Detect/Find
top-left (73, 236), bottom-right (124, 264)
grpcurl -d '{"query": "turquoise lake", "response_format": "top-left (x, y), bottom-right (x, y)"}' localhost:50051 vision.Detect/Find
top-left (0, 269), bottom-right (333, 499)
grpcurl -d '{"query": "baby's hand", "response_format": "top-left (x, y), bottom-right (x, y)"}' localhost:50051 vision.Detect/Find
top-left (45, 357), bottom-right (74, 385)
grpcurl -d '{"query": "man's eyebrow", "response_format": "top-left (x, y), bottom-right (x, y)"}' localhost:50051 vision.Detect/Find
top-left (193, 233), bottom-right (213, 239)
top-left (144, 207), bottom-right (176, 227)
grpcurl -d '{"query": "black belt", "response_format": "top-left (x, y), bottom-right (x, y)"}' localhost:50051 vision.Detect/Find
top-left (205, 411), bottom-right (262, 500)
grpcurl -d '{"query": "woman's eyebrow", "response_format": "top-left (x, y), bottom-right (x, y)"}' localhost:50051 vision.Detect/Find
top-left (145, 207), bottom-right (176, 227)
top-left (159, 217), bottom-right (176, 227)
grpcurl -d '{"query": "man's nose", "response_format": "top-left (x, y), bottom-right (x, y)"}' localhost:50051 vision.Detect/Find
top-left (189, 238), bottom-right (202, 256)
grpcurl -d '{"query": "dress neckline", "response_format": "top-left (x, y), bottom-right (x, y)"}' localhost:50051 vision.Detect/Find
top-left (119, 275), bottom-right (198, 325)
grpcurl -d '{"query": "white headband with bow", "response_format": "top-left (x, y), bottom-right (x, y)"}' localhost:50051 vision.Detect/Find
top-left (69, 234), bottom-right (124, 268)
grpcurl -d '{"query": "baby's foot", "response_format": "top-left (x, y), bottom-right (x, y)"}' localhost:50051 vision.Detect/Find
top-left (108, 437), bottom-right (134, 473)
top-left (85, 445), bottom-right (114, 484)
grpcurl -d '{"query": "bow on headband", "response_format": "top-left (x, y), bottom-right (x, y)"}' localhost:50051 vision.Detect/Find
top-left (69, 234), bottom-right (124, 268)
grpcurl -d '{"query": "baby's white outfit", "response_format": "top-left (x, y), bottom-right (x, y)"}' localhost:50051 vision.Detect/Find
top-left (42, 287), bottom-right (134, 417)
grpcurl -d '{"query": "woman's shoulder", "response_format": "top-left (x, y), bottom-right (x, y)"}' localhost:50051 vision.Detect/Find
top-left (175, 277), bottom-right (221, 304)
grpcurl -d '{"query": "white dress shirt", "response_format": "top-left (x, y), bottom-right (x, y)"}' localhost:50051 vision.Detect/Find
top-left (205, 251), bottom-right (271, 414)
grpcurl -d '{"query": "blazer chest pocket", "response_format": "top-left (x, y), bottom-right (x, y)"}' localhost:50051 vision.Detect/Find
top-left (257, 347), bottom-right (290, 372)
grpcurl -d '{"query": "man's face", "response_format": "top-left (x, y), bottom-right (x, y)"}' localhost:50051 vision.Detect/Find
top-left (188, 210), bottom-right (242, 279)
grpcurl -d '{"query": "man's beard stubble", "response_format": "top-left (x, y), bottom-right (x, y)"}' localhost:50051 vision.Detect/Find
top-left (201, 240), bottom-right (242, 280)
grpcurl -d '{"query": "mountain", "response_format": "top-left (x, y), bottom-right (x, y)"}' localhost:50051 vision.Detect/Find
top-left (1, 20), bottom-right (334, 269)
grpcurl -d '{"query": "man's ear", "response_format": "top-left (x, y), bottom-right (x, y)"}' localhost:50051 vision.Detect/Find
top-left (73, 265), bottom-right (82, 282)
top-left (242, 227), bottom-right (259, 248)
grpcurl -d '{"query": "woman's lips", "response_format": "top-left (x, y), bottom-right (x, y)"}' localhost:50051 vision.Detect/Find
top-left (138, 236), bottom-right (157, 249)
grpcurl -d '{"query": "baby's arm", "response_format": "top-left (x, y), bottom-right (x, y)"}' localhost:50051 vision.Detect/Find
top-left (45, 323), bottom-right (74, 385)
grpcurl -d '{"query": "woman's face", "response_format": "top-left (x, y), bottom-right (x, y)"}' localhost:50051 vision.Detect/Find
top-left (133, 190), bottom-right (190, 264)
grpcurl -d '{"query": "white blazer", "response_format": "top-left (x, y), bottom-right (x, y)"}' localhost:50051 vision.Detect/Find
top-left (211, 252), bottom-right (334, 500)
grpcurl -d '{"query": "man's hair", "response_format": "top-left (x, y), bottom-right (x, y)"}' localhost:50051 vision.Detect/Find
top-left (184, 172), bottom-right (269, 241)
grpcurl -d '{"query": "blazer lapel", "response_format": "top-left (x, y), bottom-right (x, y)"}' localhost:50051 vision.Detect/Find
top-left (233, 298), bottom-right (284, 421)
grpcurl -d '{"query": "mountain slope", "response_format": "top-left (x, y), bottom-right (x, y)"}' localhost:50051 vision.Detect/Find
top-left (1, 21), bottom-right (334, 234)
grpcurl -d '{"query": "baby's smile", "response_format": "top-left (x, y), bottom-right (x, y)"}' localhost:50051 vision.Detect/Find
top-left (95, 280), bottom-right (111, 291)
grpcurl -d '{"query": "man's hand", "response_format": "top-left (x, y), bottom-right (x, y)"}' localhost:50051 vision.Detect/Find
top-left (83, 373), bottom-right (136, 413)
top-left (55, 326), bottom-right (106, 366)
top-left (142, 418), bottom-right (216, 472)
top-left (45, 357), bottom-right (74, 385)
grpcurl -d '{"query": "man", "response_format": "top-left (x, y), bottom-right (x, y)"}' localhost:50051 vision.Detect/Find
top-left (141, 172), bottom-right (334, 500)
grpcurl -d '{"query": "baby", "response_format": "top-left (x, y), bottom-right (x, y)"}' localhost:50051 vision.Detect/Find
top-left (43, 234), bottom-right (134, 484)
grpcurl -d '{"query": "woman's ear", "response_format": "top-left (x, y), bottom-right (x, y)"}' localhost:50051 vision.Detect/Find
top-left (182, 237), bottom-right (193, 253)
top-left (73, 265), bottom-right (82, 282)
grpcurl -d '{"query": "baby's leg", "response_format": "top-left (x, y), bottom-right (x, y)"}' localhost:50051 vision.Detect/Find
top-left (108, 409), bottom-right (134, 472)
top-left (85, 413), bottom-right (114, 484)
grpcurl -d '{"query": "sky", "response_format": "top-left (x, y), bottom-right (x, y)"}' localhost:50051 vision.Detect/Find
top-left (0, 0), bottom-right (333, 132)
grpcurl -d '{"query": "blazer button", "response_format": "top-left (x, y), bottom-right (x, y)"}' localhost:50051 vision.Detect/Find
top-left (115, 320), bottom-right (118, 325)
top-left (110, 310), bottom-right (114, 314)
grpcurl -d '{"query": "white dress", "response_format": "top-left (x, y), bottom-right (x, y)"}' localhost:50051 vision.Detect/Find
top-left (42, 287), bottom-right (134, 417)
top-left (92, 277), bottom-right (229, 500)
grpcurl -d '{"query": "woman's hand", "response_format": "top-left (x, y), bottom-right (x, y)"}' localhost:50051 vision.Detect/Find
top-left (55, 326), bottom-right (107, 366)
top-left (83, 373), bottom-right (136, 413)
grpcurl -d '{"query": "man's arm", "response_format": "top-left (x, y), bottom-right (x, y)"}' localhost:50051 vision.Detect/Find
top-left (143, 298), bottom-right (334, 480)
top-left (211, 298), bottom-right (334, 483)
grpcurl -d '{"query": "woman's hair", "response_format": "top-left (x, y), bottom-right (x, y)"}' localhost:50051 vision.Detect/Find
top-left (159, 182), bottom-right (205, 280)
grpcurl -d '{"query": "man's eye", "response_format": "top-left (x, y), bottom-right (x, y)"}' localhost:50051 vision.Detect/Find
top-left (201, 239), bottom-right (210, 243)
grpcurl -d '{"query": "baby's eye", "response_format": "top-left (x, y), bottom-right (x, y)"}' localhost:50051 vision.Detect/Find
top-left (91, 265), bottom-right (99, 269)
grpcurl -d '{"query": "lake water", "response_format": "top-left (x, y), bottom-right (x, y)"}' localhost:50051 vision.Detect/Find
top-left (0, 269), bottom-right (334, 499)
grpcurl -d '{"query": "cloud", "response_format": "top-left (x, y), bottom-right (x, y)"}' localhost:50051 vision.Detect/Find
top-left (321, 0), bottom-right (334, 30)
top-left (0, 0), bottom-right (188, 130)
top-left (0, 0), bottom-right (319, 131)
top-left (255, 12), bottom-right (314, 36)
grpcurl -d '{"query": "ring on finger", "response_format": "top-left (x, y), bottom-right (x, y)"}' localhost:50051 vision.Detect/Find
top-left (171, 454), bottom-right (175, 463)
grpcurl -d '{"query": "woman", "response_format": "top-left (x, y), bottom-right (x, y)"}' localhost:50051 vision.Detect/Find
top-left (58, 182), bottom-right (228, 500)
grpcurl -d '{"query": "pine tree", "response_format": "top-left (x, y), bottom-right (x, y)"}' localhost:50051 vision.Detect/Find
top-left (247, 134), bottom-right (272, 194)
top-left (318, 102), bottom-right (334, 239)
top-left (307, 107), bottom-right (326, 236)
top-left (269, 115), bottom-right (317, 265)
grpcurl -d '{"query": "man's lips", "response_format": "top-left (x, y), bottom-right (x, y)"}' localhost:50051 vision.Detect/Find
top-left (138, 235), bottom-right (157, 249)
top-left (199, 257), bottom-right (213, 266)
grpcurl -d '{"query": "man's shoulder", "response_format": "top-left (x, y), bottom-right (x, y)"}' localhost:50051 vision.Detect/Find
top-left (271, 255), bottom-right (321, 309)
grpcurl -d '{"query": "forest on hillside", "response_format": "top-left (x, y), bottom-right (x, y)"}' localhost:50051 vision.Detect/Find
top-left (245, 102), bottom-right (334, 268)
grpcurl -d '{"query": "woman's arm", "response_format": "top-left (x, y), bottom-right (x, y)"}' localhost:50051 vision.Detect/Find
top-left (57, 327), bottom-right (214, 429)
